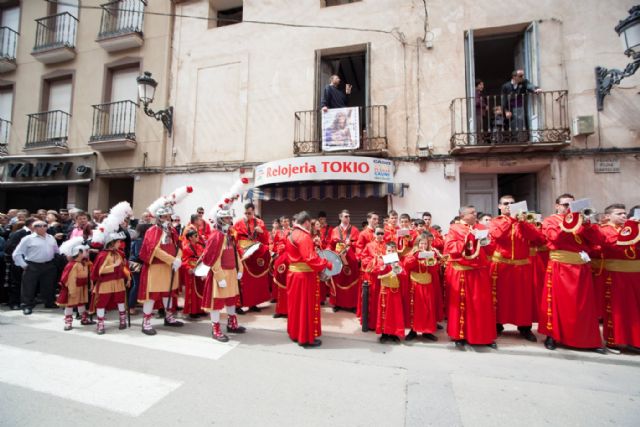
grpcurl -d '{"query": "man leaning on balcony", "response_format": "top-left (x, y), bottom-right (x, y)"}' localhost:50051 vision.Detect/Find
top-left (500, 69), bottom-right (541, 142)
top-left (321, 75), bottom-right (352, 112)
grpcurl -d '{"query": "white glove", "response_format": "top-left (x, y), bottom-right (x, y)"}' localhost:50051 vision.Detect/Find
top-left (218, 279), bottom-right (227, 288)
top-left (172, 258), bottom-right (182, 271)
top-left (237, 271), bottom-right (243, 280)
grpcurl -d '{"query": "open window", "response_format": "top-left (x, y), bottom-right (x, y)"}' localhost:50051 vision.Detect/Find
top-left (209, 0), bottom-right (243, 29)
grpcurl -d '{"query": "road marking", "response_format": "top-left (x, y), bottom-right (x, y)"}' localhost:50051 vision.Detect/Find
top-left (0, 343), bottom-right (182, 416)
top-left (0, 310), bottom-right (238, 361)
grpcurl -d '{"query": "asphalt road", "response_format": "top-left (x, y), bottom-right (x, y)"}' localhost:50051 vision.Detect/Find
top-left (1, 305), bottom-right (639, 426)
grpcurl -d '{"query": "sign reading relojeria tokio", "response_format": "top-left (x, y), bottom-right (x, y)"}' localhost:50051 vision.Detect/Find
top-left (254, 156), bottom-right (394, 186)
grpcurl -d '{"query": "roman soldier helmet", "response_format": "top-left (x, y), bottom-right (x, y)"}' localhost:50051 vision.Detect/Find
top-left (147, 186), bottom-right (193, 220)
top-left (59, 236), bottom-right (89, 258)
top-left (207, 177), bottom-right (251, 231)
top-left (91, 201), bottom-right (133, 248)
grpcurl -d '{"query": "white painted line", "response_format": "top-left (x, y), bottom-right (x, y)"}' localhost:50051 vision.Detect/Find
top-left (0, 311), bottom-right (238, 361)
top-left (0, 344), bottom-right (183, 417)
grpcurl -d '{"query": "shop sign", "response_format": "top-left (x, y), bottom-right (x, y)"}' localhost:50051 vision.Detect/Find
top-left (254, 156), bottom-right (394, 186)
top-left (594, 158), bottom-right (620, 174)
top-left (0, 153), bottom-right (96, 184)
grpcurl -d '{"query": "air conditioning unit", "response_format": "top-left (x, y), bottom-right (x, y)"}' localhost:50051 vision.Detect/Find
top-left (572, 115), bottom-right (595, 136)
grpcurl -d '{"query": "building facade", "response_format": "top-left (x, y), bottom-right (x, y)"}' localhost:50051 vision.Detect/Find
top-left (0, 0), bottom-right (173, 214)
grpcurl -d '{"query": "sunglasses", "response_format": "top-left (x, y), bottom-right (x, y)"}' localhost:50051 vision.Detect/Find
top-left (560, 203), bottom-right (571, 208)
top-left (375, 232), bottom-right (385, 236)
top-left (34, 224), bottom-right (46, 228)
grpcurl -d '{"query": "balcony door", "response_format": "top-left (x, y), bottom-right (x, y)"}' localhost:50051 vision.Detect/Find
top-left (0, 87), bottom-right (12, 145)
top-left (47, 78), bottom-right (72, 140)
top-left (109, 66), bottom-right (139, 136)
top-left (55, 0), bottom-right (78, 46)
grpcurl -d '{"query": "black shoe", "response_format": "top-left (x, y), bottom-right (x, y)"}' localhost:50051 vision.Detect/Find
top-left (301, 339), bottom-right (322, 348)
top-left (422, 333), bottom-right (438, 341)
top-left (248, 306), bottom-right (261, 313)
top-left (270, 299), bottom-right (277, 303)
top-left (544, 336), bottom-right (556, 350)
top-left (405, 330), bottom-right (418, 341)
top-left (496, 323), bottom-right (504, 335)
top-left (520, 329), bottom-right (538, 342)
top-left (320, 301), bottom-right (326, 306)
top-left (436, 323), bottom-right (444, 330)
top-left (164, 319), bottom-right (184, 327)
top-left (455, 340), bottom-right (466, 351)
top-left (348, 307), bottom-right (357, 314)
top-left (593, 347), bottom-right (607, 355)
top-left (273, 313), bottom-right (287, 319)
top-left (142, 327), bottom-right (157, 336)
top-left (332, 307), bottom-right (340, 313)
top-left (379, 334), bottom-right (390, 344)
top-left (22, 307), bottom-right (32, 315)
top-left (227, 325), bottom-right (247, 334)
top-left (236, 307), bottom-right (246, 315)
top-left (487, 342), bottom-right (498, 349)
top-left (606, 346), bottom-right (621, 355)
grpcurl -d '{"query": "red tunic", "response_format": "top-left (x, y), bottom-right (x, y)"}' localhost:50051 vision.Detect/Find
top-left (537, 214), bottom-right (603, 348)
top-left (428, 226), bottom-right (445, 252)
top-left (444, 222), bottom-right (497, 344)
top-left (285, 225), bottom-right (329, 344)
top-left (383, 223), bottom-right (398, 243)
top-left (56, 260), bottom-right (90, 308)
top-left (181, 240), bottom-right (205, 315)
top-left (233, 217), bottom-right (271, 308)
top-left (404, 254), bottom-right (439, 334)
top-left (528, 229), bottom-right (548, 323)
top-left (375, 264), bottom-right (407, 338)
top-left (318, 225), bottom-right (333, 250)
top-left (272, 251), bottom-right (289, 315)
top-left (601, 222), bottom-right (640, 348)
top-left (91, 249), bottom-right (129, 311)
top-left (489, 215), bottom-right (544, 327)
top-left (359, 240), bottom-right (386, 330)
top-left (201, 228), bottom-right (242, 310)
top-left (329, 224), bottom-right (360, 309)
top-left (355, 226), bottom-right (375, 257)
top-left (137, 225), bottom-right (181, 302)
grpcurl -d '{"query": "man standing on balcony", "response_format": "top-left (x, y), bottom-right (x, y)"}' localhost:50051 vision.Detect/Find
top-left (500, 69), bottom-right (541, 142)
top-left (321, 75), bottom-right (352, 112)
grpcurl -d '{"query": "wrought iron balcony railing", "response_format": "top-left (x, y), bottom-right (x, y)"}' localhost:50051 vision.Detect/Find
top-left (0, 27), bottom-right (18, 60)
top-left (25, 110), bottom-right (70, 149)
top-left (33, 12), bottom-right (78, 52)
top-left (97, 0), bottom-right (145, 39)
top-left (294, 105), bottom-right (387, 155)
top-left (0, 117), bottom-right (10, 155)
top-left (90, 100), bottom-right (137, 142)
top-left (450, 90), bottom-right (571, 153)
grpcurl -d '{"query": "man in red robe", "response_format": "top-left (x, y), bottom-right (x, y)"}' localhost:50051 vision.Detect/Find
top-left (181, 229), bottom-right (205, 318)
top-left (138, 206), bottom-right (183, 335)
top-left (285, 211), bottom-right (331, 347)
top-left (396, 213), bottom-right (417, 260)
top-left (201, 208), bottom-right (246, 342)
top-left (423, 212), bottom-right (444, 252)
top-left (490, 195), bottom-right (544, 341)
top-left (355, 211), bottom-right (379, 256)
top-left (383, 210), bottom-right (399, 242)
top-left (329, 209), bottom-right (360, 312)
top-left (317, 211), bottom-right (333, 250)
top-left (538, 194), bottom-right (605, 353)
top-left (359, 226), bottom-right (386, 331)
top-left (600, 205), bottom-right (640, 353)
top-left (196, 206), bottom-right (212, 241)
top-left (233, 203), bottom-right (271, 313)
top-left (444, 205), bottom-right (497, 351)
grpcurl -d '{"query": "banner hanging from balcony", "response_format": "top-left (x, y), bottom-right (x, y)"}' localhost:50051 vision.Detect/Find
top-left (254, 156), bottom-right (394, 186)
top-left (321, 107), bottom-right (360, 151)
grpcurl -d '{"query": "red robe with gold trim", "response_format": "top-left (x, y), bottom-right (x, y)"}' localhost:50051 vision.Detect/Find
top-left (489, 215), bottom-right (544, 326)
top-left (181, 240), bottom-right (205, 315)
top-left (375, 263), bottom-right (407, 338)
top-left (601, 222), bottom-right (640, 347)
top-left (233, 217), bottom-right (271, 308)
top-left (359, 239), bottom-right (386, 330)
top-left (329, 224), bottom-right (360, 309)
top-left (285, 225), bottom-right (329, 344)
top-left (137, 225), bottom-right (181, 302)
top-left (56, 260), bottom-right (90, 308)
top-left (403, 253), bottom-right (440, 334)
top-left (201, 228), bottom-right (242, 310)
top-left (444, 223), bottom-right (496, 344)
top-left (537, 214), bottom-right (603, 348)
top-left (318, 225), bottom-right (333, 250)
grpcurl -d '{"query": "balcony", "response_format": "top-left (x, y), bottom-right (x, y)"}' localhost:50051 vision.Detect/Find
top-left (96, 0), bottom-right (145, 53)
top-left (31, 12), bottom-right (78, 64)
top-left (0, 117), bottom-right (10, 155)
top-left (293, 105), bottom-right (388, 156)
top-left (0, 27), bottom-right (18, 73)
top-left (89, 100), bottom-right (137, 151)
top-left (25, 110), bottom-right (70, 153)
top-left (450, 90), bottom-right (571, 155)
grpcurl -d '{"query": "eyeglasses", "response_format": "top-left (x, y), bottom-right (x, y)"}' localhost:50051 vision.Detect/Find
top-left (560, 203), bottom-right (570, 208)
top-left (34, 224), bottom-right (46, 228)
top-left (375, 232), bottom-right (385, 236)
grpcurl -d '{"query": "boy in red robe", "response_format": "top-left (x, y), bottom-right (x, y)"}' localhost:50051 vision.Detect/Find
top-left (376, 241), bottom-right (406, 343)
top-left (359, 226), bottom-right (387, 331)
top-left (56, 237), bottom-right (94, 330)
top-left (181, 229), bottom-right (206, 318)
top-left (329, 209), bottom-right (360, 312)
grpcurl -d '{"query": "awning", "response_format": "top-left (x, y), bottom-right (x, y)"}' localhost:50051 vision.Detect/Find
top-left (246, 182), bottom-right (407, 202)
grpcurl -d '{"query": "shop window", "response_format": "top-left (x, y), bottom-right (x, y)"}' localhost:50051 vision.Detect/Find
top-left (209, 0), bottom-right (243, 29)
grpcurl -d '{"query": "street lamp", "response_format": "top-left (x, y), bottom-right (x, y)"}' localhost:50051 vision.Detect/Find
top-left (136, 71), bottom-right (173, 136)
top-left (595, 6), bottom-right (640, 111)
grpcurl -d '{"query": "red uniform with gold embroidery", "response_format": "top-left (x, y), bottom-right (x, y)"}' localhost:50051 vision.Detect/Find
top-left (601, 220), bottom-right (640, 348)
top-left (181, 239), bottom-right (205, 315)
top-left (359, 239), bottom-right (386, 330)
top-left (375, 264), bottom-right (407, 339)
top-left (403, 253), bottom-right (440, 334)
top-left (91, 249), bottom-right (129, 310)
top-left (285, 224), bottom-right (329, 344)
top-left (201, 228), bottom-right (243, 311)
top-left (137, 225), bottom-right (181, 302)
top-left (538, 214), bottom-right (603, 348)
top-left (56, 260), bottom-right (91, 308)
top-left (489, 215), bottom-right (544, 327)
top-left (233, 217), bottom-right (271, 308)
top-left (444, 223), bottom-right (497, 344)
top-left (528, 228), bottom-right (548, 323)
top-left (272, 232), bottom-right (289, 316)
top-left (329, 224), bottom-right (360, 309)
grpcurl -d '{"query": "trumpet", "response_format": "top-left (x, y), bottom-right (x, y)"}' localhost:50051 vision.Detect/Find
top-left (426, 257), bottom-right (437, 267)
top-left (581, 208), bottom-right (598, 223)
top-left (392, 262), bottom-right (403, 275)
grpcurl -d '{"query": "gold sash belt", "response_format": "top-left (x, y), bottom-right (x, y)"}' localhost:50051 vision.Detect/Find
top-left (410, 271), bottom-right (432, 284)
top-left (604, 259), bottom-right (640, 273)
top-left (491, 252), bottom-right (530, 266)
top-left (549, 250), bottom-right (587, 265)
top-left (289, 262), bottom-right (313, 273)
top-left (450, 262), bottom-right (474, 271)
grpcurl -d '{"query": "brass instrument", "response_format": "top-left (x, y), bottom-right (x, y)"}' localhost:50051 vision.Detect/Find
top-left (391, 262), bottom-right (403, 275)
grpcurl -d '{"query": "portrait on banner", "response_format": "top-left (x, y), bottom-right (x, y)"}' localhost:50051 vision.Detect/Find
top-left (321, 107), bottom-right (360, 151)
